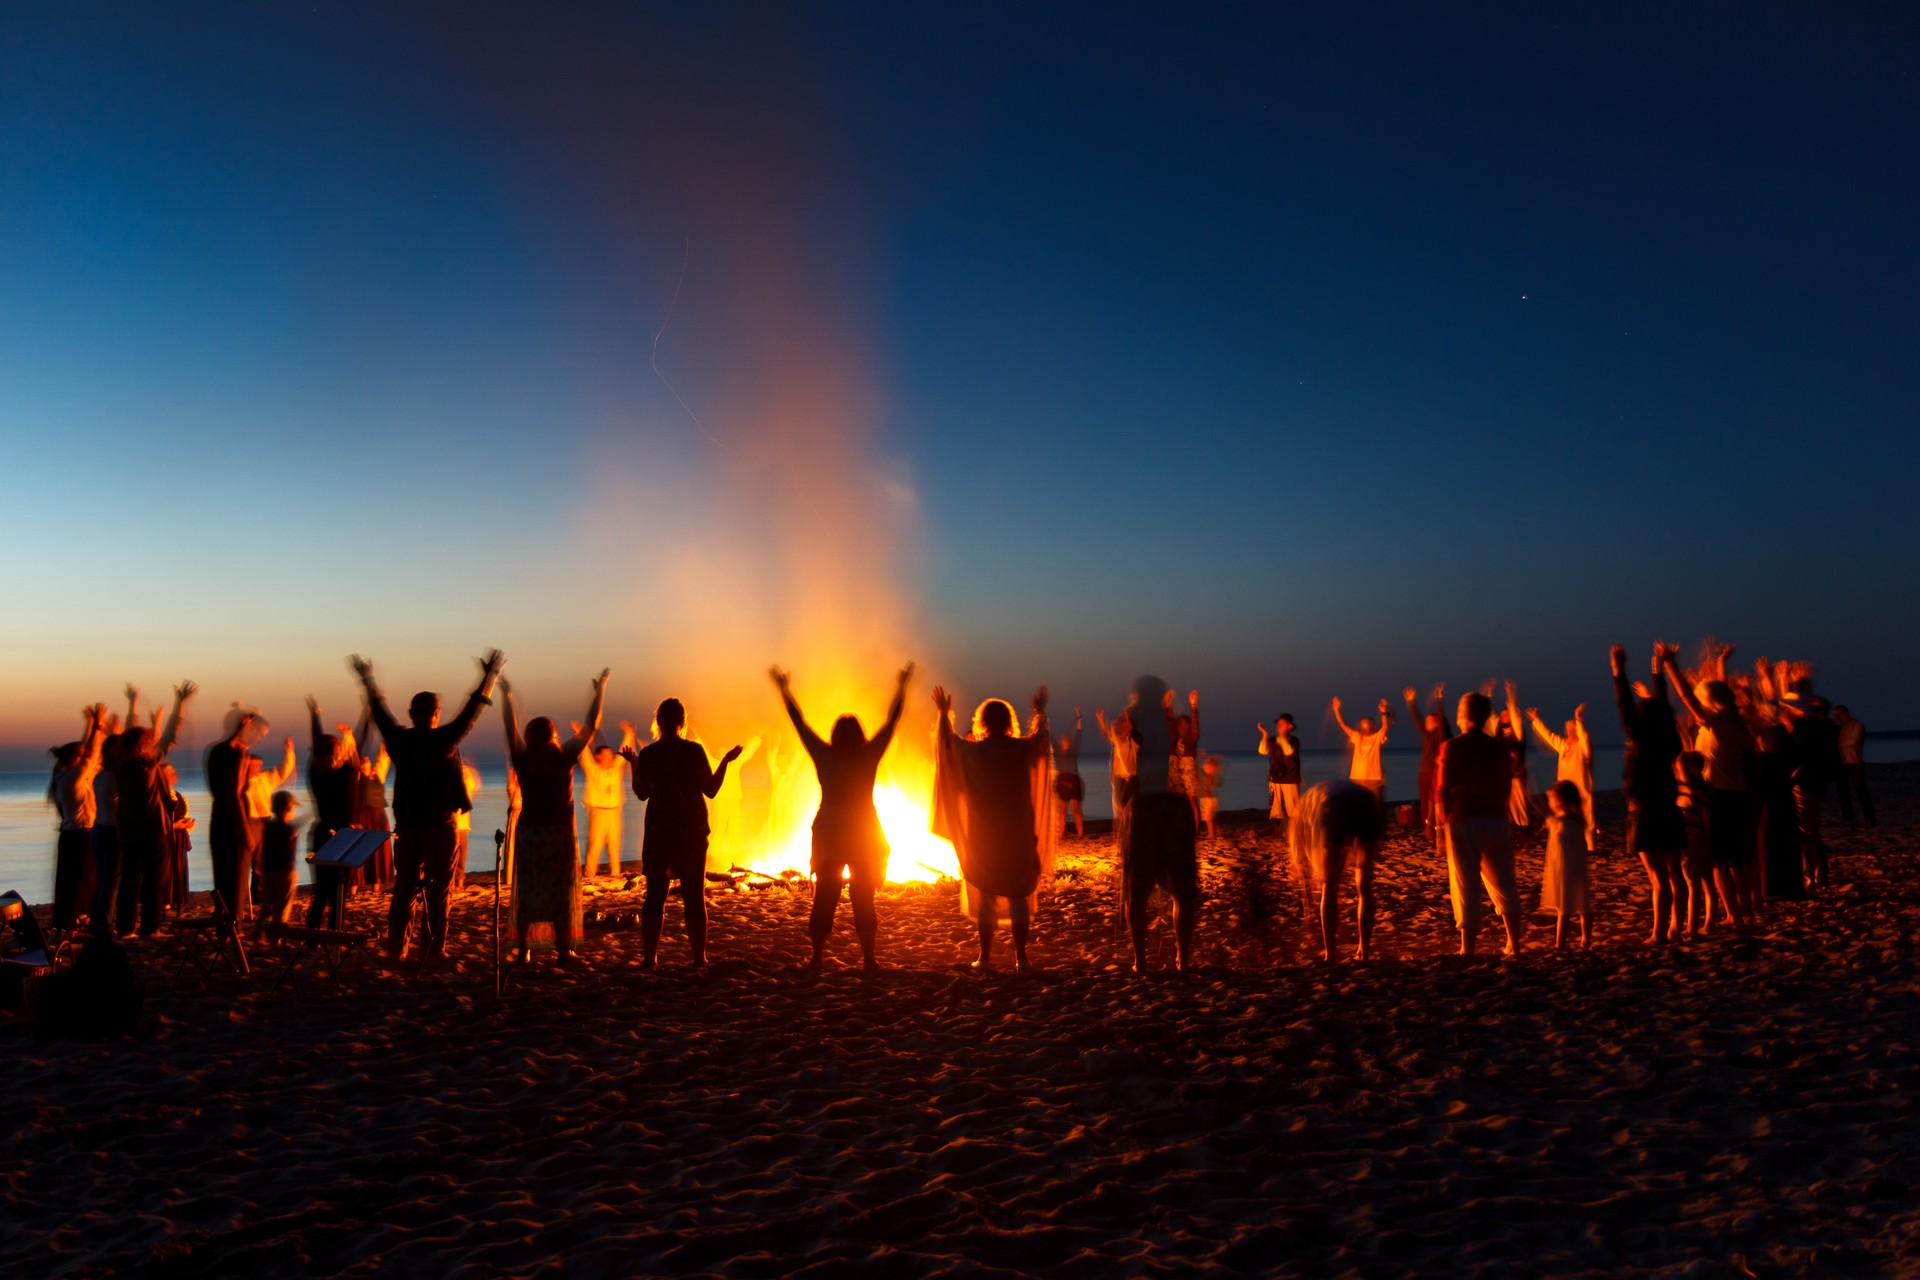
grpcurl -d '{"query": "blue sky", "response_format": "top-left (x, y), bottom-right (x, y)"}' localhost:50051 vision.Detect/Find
top-left (2, 2), bottom-right (1915, 756)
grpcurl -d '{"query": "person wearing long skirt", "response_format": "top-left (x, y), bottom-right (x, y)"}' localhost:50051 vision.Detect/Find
top-left (1613, 644), bottom-right (1692, 942)
top-left (48, 706), bottom-right (106, 931)
top-left (501, 669), bottom-right (608, 967)
top-left (770, 662), bottom-right (913, 971)
top-left (1541, 781), bottom-right (1591, 949)
top-left (932, 686), bottom-right (1054, 973)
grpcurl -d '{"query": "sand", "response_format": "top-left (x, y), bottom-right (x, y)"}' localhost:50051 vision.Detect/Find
top-left (4, 766), bottom-right (1918, 1278)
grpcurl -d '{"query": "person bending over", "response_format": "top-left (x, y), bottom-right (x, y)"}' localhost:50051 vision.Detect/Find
top-left (1290, 779), bottom-right (1386, 963)
top-left (623, 698), bottom-right (742, 968)
top-left (353, 649), bottom-right (505, 962)
top-left (771, 662), bottom-right (913, 971)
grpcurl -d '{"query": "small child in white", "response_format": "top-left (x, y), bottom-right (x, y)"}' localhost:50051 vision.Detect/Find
top-left (1197, 753), bottom-right (1223, 839)
top-left (1541, 780), bottom-right (1590, 949)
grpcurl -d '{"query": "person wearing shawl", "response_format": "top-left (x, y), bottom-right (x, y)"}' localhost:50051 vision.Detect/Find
top-left (500, 668), bottom-right (608, 967)
top-left (1116, 676), bottom-right (1201, 972)
top-left (772, 661), bottom-right (914, 972)
top-left (931, 684), bottom-right (1053, 973)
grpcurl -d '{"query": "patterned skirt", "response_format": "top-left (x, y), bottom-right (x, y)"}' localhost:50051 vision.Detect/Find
top-left (512, 822), bottom-right (584, 945)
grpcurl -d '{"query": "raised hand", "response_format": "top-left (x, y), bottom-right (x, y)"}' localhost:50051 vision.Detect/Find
top-left (722, 745), bottom-right (744, 764)
top-left (1188, 690), bottom-right (1199, 709)
top-left (175, 680), bottom-right (198, 702)
top-left (593, 668), bottom-right (612, 693)
top-left (125, 683), bottom-right (139, 702)
top-left (1431, 683), bottom-right (1445, 705)
top-left (480, 648), bottom-right (507, 676)
top-left (1574, 703), bottom-right (1587, 720)
top-left (1609, 645), bottom-right (1627, 676)
top-left (305, 694), bottom-right (320, 716)
top-left (932, 685), bottom-right (954, 715)
top-left (498, 677), bottom-right (513, 697)
top-left (1331, 696), bottom-right (1343, 711)
top-left (1378, 699), bottom-right (1390, 717)
top-left (1033, 686), bottom-right (1050, 712)
top-left (1526, 706), bottom-right (1540, 720)
top-left (1403, 686), bottom-right (1417, 704)
top-left (349, 655), bottom-right (374, 679)
top-left (768, 665), bottom-right (791, 690)
top-left (898, 661), bottom-right (917, 687)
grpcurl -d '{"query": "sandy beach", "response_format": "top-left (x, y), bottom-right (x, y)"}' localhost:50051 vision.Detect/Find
top-left (5, 766), bottom-right (1918, 1278)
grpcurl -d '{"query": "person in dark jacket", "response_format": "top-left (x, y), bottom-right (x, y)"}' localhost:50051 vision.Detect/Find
top-left (1612, 644), bottom-right (1688, 943)
top-left (622, 698), bottom-right (742, 968)
top-left (352, 649), bottom-right (506, 961)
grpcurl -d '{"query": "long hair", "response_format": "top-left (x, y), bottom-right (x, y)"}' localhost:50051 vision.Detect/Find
top-left (972, 698), bottom-right (1016, 738)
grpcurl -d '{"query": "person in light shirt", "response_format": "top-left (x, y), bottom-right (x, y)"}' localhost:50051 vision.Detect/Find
top-left (1832, 705), bottom-right (1875, 827)
top-left (1331, 695), bottom-right (1393, 808)
top-left (578, 725), bottom-right (634, 878)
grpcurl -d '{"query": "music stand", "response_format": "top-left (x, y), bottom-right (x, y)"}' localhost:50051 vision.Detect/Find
top-left (312, 828), bottom-right (390, 929)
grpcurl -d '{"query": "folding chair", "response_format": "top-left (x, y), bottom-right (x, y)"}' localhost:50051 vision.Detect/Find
top-left (170, 890), bottom-right (251, 979)
top-left (261, 920), bottom-right (369, 997)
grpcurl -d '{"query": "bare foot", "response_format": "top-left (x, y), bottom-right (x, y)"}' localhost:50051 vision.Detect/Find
top-left (970, 958), bottom-right (993, 973)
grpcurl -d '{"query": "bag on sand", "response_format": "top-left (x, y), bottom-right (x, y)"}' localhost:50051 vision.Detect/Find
top-left (29, 934), bottom-right (145, 1040)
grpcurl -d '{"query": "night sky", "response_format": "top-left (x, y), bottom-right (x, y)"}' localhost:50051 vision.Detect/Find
top-left (3, 3), bottom-right (1915, 753)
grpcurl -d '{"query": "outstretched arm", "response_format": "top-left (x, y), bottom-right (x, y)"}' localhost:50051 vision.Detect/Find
top-left (446, 649), bottom-right (507, 741)
top-left (561, 669), bottom-right (610, 756)
top-left (499, 678), bottom-right (523, 761)
top-left (261, 737), bottom-right (298, 790)
top-left (702, 744), bottom-right (744, 798)
top-left (768, 667), bottom-right (828, 756)
top-left (307, 695), bottom-right (325, 753)
top-left (125, 684), bottom-right (140, 732)
top-left (869, 662), bottom-right (916, 757)
top-left (1256, 723), bottom-right (1272, 755)
top-left (1527, 710), bottom-right (1564, 755)
top-left (1659, 647), bottom-right (1707, 721)
top-left (1403, 687), bottom-right (1421, 733)
top-left (1331, 697), bottom-right (1355, 740)
top-left (350, 657), bottom-right (401, 744)
top-left (1377, 698), bottom-right (1393, 743)
top-left (158, 680), bottom-right (196, 754)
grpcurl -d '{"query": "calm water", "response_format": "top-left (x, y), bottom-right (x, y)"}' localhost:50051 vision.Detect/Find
top-left (5, 743), bottom-right (1911, 904)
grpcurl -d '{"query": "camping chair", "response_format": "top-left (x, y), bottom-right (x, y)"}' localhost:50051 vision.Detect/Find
top-left (170, 890), bottom-right (251, 980)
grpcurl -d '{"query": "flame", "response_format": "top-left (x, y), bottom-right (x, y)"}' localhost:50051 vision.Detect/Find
top-left (703, 717), bottom-right (959, 885)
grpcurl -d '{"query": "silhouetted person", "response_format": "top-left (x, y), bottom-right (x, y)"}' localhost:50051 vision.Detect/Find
top-left (49, 705), bottom-right (107, 931)
top-left (353, 649), bottom-right (505, 961)
top-left (1542, 781), bottom-right (1591, 949)
top-left (1169, 688), bottom-right (1201, 823)
top-left (1437, 691), bottom-right (1523, 958)
top-left (502, 669), bottom-right (608, 967)
top-left (205, 703), bottom-right (268, 923)
top-left (771, 663), bottom-right (913, 971)
top-left (1832, 705), bottom-right (1874, 826)
top-left (1612, 644), bottom-right (1689, 942)
top-left (1118, 676), bottom-right (1198, 972)
top-left (1332, 696), bottom-right (1392, 807)
top-left (1527, 702), bottom-right (1594, 853)
top-left (1257, 714), bottom-right (1302, 822)
top-left (1054, 709), bottom-right (1086, 839)
top-left (161, 761), bottom-right (193, 914)
top-left (622, 697), bottom-right (742, 968)
top-left (1662, 648), bottom-right (1757, 930)
top-left (1290, 779), bottom-right (1385, 963)
top-left (932, 685), bottom-right (1053, 973)
top-left (1755, 722), bottom-right (1806, 901)
top-left (303, 695), bottom-right (361, 928)
top-left (1403, 686), bottom-right (1451, 848)
top-left (255, 791), bottom-right (302, 937)
top-left (1781, 690), bottom-right (1840, 890)
top-left (111, 681), bottom-right (196, 937)
top-left (1094, 707), bottom-right (1138, 855)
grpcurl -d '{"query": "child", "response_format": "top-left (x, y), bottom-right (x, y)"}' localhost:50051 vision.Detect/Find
top-left (255, 791), bottom-right (301, 939)
top-left (1541, 780), bottom-right (1590, 949)
top-left (1198, 753), bottom-right (1223, 839)
top-left (1675, 751), bottom-right (1715, 937)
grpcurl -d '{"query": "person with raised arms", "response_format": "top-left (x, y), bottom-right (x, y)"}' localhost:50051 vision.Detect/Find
top-left (622, 696), bottom-right (742, 968)
top-left (771, 662), bottom-right (913, 972)
top-left (352, 649), bottom-right (506, 961)
top-left (501, 668), bottom-right (608, 968)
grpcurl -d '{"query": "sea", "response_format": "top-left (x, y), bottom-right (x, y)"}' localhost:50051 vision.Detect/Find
top-left (5, 743), bottom-right (1913, 903)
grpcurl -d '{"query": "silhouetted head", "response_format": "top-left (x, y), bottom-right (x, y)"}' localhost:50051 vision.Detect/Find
top-left (525, 716), bottom-right (558, 749)
top-left (1549, 780), bottom-right (1583, 817)
top-left (1276, 714), bottom-right (1295, 732)
top-left (1700, 680), bottom-right (1736, 714)
top-left (1130, 674), bottom-right (1170, 712)
top-left (1833, 704), bottom-right (1852, 723)
top-left (409, 692), bottom-right (440, 729)
top-left (1458, 692), bottom-right (1492, 732)
top-left (160, 762), bottom-right (178, 788)
top-left (655, 698), bottom-right (686, 738)
top-left (1677, 750), bottom-right (1706, 785)
top-left (271, 790), bottom-right (297, 819)
top-left (1358, 717), bottom-right (1375, 735)
top-left (49, 742), bottom-right (82, 772)
top-left (973, 699), bottom-right (1016, 738)
top-left (830, 715), bottom-right (866, 749)
top-left (594, 745), bottom-right (616, 764)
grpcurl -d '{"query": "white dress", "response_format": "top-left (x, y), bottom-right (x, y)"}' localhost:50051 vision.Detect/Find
top-left (1540, 812), bottom-right (1589, 916)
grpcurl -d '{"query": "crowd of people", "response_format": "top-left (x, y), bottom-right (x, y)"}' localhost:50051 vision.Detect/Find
top-left (39, 642), bottom-right (1877, 975)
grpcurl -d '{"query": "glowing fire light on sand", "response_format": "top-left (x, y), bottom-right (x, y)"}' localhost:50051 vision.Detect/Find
top-left (718, 747), bottom-right (960, 886)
